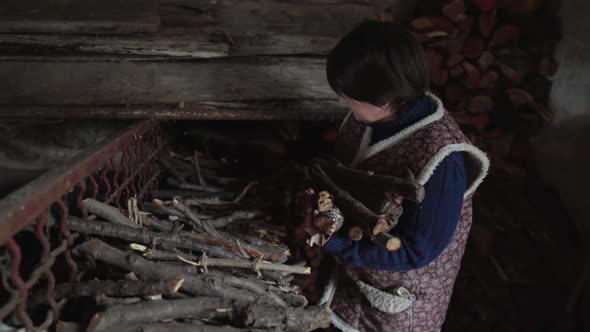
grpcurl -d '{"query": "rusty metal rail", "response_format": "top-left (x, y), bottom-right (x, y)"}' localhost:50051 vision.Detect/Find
top-left (0, 119), bottom-right (163, 331)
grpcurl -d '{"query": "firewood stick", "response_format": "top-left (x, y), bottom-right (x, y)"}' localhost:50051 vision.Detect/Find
top-left (193, 149), bottom-right (208, 187)
top-left (82, 198), bottom-right (141, 229)
top-left (214, 270), bottom-right (306, 308)
top-left (142, 216), bottom-right (175, 232)
top-left (231, 268), bottom-right (295, 287)
top-left (167, 177), bottom-right (223, 194)
top-left (95, 296), bottom-right (142, 306)
top-left (140, 249), bottom-right (300, 274)
top-left (150, 190), bottom-right (235, 201)
top-left (87, 297), bottom-right (236, 332)
top-left (224, 233), bottom-right (290, 264)
top-left (241, 304), bottom-right (331, 331)
top-left (91, 300), bottom-right (327, 332)
top-left (348, 226), bottom-right (364, 241)
top-left (29, 279), bottom-right (184, 307)
top-left (66, 217), bottom-right (242, 259)
top-left (310, 164), bottom-right (379, 230)
top-left (312, 159), bottom-right (425, 203)
top-left (74, 239), bottom-right (270, 305)
top-left (172, 197), bottom-right (219, 236)
top-left (374, 233), bottom-right (402, 251)
top-left (184, 232), bottom-right (267, 261)
top-left (118, 216), bottom-right (283, 263)
top-left (143, 202), bottom-right (215, 220)
top-left (208, 211), bottom-right (260, 228)
top-left (173, 252), bottom-right (310, 275)
top-left (203, 270), bottom-right (288, 307)
top-left (232, 181), bottom-right (257, 204)
top-left (268, 287), bottom-right (307, 308)
top-left (127, 321), bottom-right (250, 332)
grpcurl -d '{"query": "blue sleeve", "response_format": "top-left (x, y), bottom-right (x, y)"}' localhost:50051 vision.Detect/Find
top-left (324, 152), bottom-right (467, 272)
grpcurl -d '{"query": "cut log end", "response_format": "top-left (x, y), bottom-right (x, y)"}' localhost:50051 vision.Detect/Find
top-left (386, 238), bottom-right (402, 251)
top-left (375, 233), bottom-right (402, 252)
top-left (348, 227), bottom-right (364, 241)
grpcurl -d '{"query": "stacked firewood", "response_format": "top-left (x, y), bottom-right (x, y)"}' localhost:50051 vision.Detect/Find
top-left (27, 148), bottom-right (330, 332)
top-left (408, 0), bottom-right (559, 171)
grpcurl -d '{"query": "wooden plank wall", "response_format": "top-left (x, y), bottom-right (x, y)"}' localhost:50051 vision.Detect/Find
top-left (0, 0), bottom-right (416, 120)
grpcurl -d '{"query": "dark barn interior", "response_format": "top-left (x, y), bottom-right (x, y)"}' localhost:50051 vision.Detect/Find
top-left (1, 0), bottom-right (589, 331)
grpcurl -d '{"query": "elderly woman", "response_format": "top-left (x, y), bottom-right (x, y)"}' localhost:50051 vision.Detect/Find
top-left (322, 21), bottom-right (489, 332)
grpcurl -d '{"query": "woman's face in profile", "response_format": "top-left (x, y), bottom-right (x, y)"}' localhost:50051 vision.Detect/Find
top-left (339, 96), bottom-right (393, 124)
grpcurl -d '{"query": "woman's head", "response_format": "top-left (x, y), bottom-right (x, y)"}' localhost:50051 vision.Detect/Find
top-left (327, 20), bottom-right (430, 123)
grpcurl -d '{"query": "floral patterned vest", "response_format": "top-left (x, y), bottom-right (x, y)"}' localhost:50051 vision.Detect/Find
top-left (326, 93), bottom-right (489, 332)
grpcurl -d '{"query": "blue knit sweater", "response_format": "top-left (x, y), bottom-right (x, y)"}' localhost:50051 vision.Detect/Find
top-left (324, 97), bottom-right (467, 272)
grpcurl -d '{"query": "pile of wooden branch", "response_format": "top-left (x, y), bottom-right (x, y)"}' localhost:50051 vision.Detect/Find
top-left (27, 148), bottom-right (330, 332)
top-left (409, 0), bottom-right (559, 173)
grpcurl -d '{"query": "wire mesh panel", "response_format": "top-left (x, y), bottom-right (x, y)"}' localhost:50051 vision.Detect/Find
top-left (0, 120), bottom-right (163, 331)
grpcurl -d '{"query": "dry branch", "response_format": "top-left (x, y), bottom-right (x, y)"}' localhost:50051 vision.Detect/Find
top-left (309, 164), bottom-right (382, 233)
top-left (87, 297), bottom-right (235, 332)
top-left (172, 197), bottom-right (219, 235)
top-left (74, 239), bottom-right (263, 304)
top-left (83, 198), bottom-right (141, 228)
top-left (67, 217), bottom-right (242, 259)
top-left (167, 177), bottom-right (223, 194)
top-left (175, 253), bottom-right (310, 275)
top-left (242, 304), bottom-right (331, 331)
top-left (374, 233), bottom-right (402, 251)
top-left (29, 279), bottom-right (183, 307)
top-left (312, 159), bottom-right (424, 203)
top-left (208, 211), bottom-right (259, 228)
top-left (127, 321), bottom-right (250, 332)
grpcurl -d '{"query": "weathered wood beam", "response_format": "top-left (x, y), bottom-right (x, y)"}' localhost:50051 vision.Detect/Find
top-left (0, 58), bottom-right (331, 105)
top-left (0, 0), bottom-right (160, 34)
top-left (0, 33), bottom-right (228, 58)
top-left (0, 101), bottom-right (346, 121)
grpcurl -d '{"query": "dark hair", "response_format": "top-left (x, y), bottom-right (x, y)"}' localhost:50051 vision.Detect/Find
top-left (326, 20), bottom-right (430, 110)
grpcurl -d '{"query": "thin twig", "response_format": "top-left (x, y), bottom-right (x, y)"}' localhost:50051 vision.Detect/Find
top-left (172, 197), bottom-right (219, 236)
top-left (193, 150), bottom-right (208, 187)
top-left (233, 181), bottom-right (258, 204)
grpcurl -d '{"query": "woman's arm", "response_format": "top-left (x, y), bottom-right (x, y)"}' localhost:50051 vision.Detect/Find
top-left (324, 152), bottom-right (466, 272)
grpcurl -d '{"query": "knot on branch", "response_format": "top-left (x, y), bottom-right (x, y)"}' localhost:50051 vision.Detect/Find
top-left (199, 253), bottom-right (209, 274)
top-left (252, 257), bottom-right (264, 278)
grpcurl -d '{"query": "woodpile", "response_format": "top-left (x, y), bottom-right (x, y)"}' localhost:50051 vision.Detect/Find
top-left (25, 138), bottom-right (330, 332)
top-left (409, 0), bottom-right (560, 172)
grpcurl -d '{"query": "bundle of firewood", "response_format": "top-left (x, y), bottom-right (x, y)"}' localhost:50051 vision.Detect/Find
top-left (300, 158), bottom-right (425, 252)
top-left (408, 0), bottom-right (559, 171)
top-left (24, 148), bottom-right (330, 332)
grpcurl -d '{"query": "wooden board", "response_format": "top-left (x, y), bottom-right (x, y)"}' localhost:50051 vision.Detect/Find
top-left (0, 0), bottom-right (416, 57)
top-left (0, 31), bottom-right (228, 58)
top-left (0, 0), bottom-right (160, 34)
top-left (229, 34), bottom-right (337, 56)
top-left (0, 58), bottom-right (333, 106)
top-left (0, 101), bottom-right (346, 121)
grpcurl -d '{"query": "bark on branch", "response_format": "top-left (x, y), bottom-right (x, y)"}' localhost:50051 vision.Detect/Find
top-left (74, 239), bottom-right (286, 306)
top-left (29, 279), bottom-right (183, 307)
top-left (313, 158), bottom-right (425, 203)
top-left (67, 217), bottom-right (242, 259)
top-left (87, 297), bottom-right (234, 332)
top-left (83, 198), bottom-right (141, 228)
